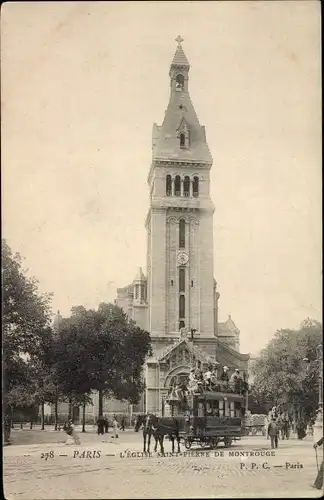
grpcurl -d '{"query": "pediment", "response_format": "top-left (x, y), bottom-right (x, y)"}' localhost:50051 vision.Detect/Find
top-left (159, 338), bottom-right (211, 369)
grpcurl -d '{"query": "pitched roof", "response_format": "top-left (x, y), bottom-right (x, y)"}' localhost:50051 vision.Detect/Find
top-left (171, 44), bottom-right (190, 68)
top-left (133, 267), bottom-right (146, 282)
top-left (152, 42), bottom-right (212, 165)
top-left (116, 283), bottom-right (133, 295)
top-left (216, 338), bottom-right (250, 362)
top-left (218, 315), bottom-right (240, 336)
top-left (152, 93), bottom-right (213, 164)
top-left (159, 337), bottom-right (214, 365)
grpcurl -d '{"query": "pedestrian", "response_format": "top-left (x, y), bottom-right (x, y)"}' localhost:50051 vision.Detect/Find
top-left (97, 415), bottom-right (104, 435)
top-left (112, 415), bottom-right (119, 439)
top-left (268, 418), bottom-right (279, 449)
top-left (64, 419), bottom-right (81, 445)
top-left (120, 416), bottom-right (125, 431)
top-left (264, 415), bottom-right (270, 440)
top-left (4, 414), bottom-right (11, 442)
top-left (104, 415), bottom-right (109, 433)
top-left (313, 436), bottom-right (323, 490)
top-left (296, 418), bottom-right (307, 440)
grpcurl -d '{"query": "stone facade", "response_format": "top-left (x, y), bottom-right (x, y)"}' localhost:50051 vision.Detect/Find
top-left (52, 41), bottom-right (250, 421)
top-left (115, 40), bottom-right (249, 415)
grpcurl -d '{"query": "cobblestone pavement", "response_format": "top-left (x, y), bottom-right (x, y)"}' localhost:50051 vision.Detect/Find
top-left (4, 433), bottom-right (323, 499)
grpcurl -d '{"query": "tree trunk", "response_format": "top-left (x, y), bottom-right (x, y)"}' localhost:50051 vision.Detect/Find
top-left (54, 400), bottom-right (58, 431)
top-left (98, 390), bottom-right (103, 416)
top-left (82, 398), bottom-right (86, 433)
top-left (30, 420), bottom-right (33, 430)
top-left (40, 402), bottom-right (45, 430)
top-left (20, 420), bottom-right (23, 429)
top-left (68, 399), bottom-right (72, 420)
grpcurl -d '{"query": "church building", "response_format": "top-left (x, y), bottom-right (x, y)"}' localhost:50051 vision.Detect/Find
top-left (115, 37), bottom-right (249, 415)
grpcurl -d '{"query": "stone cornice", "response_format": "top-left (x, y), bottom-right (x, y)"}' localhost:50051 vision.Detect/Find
top-left (148, 159), bottom-right (212, 185)
top-left (154, 159), bottom-right (212, 169)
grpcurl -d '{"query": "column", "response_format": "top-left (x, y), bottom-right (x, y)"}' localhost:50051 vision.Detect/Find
top-left (189, 179), bottom-right (193, 197)
top-left (172, 178), bottom-right (176, 196)
top-left (180, 178), bottom-right (184, 196)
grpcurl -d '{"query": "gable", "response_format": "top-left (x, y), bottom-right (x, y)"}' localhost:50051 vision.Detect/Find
top-left (159, 338), bottom-right (212, 366)
top-left (216, 339), bottom-right (249, 372)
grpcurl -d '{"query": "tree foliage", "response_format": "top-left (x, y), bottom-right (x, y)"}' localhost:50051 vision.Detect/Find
top-left (2, 239), bottom-right (152, 419)
top-left (53, 303), bottom-right (152, 405)
top-left (2, 239), bottom-right (53, 412)
top-left (250, 319), bottom-right (323, 417)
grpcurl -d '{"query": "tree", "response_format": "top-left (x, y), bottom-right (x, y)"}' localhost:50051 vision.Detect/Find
top-left (2, 240), bottom-right (53, 420)
top-left (53, 303), bottom-right (152, 417)
top-left (251, 319), bottom-right (323, 419)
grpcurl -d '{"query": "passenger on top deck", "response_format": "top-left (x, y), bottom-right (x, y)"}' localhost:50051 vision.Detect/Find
top-left (220, 365), bottom-right (230, 382)
top-left (229, 368), bottom-right (242, 392)
top-left (203, 365), bottom-right (213, 389)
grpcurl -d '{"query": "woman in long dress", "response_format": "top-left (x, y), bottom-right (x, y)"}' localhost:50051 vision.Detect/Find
top-left (64, 419), bottom-right (81, 445)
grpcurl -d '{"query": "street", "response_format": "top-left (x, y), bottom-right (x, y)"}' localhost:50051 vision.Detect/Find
top-left (4, 429), bottom-right (323, 499)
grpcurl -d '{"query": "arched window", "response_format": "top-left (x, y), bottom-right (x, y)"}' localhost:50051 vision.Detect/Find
top-left (179, 267), bottom-right (185, 292)
top-left (179, 295), bottom-right (185, 319)
top-left (180, 133), bottom-right (186, 148)
top-left (179, 218), bottom-right (185, 248)
top-left (175, 175), bottom-right (181, 196)
top-left (166, 174), bottom-right (172, 196)
top-left (176, 74), bottom-right (184, 91)
top-left (193, 176), bottom-right (199, 197)
top-left (184, 176), bottom-right (190, 196)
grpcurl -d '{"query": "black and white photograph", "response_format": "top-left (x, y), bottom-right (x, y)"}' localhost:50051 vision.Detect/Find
top-left (2, 1), bottom-right (322, 498)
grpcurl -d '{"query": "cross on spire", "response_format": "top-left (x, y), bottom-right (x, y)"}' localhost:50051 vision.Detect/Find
top-left (175, 35), bottom-right (184, 46)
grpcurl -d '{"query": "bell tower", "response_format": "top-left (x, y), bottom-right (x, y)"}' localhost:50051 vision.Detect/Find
top-left (146, 37), bottom-right (215, 339)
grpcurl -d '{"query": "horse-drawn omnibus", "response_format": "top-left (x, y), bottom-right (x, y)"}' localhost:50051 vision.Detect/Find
top-left (136, 370), bottom-right (247, 454)
top-left (178, 390), bottom-right (245, 449)
top-left (162, 378), bottom-right (246, 450)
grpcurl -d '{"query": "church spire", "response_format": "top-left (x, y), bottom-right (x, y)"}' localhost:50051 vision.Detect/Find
top-left (152, 38), bottom-right (212, 165)
top-left (171, 36), bottom-right (190, 69)
top-left (169, 36), bottom-right (190, 93)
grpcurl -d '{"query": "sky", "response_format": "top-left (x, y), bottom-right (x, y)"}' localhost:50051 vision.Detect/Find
top-left (2, 1), bottom-right (322, 354)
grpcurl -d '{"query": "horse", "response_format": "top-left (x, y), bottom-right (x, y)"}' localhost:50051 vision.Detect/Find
top-left (149, 415), bottom-right (181, 455)
top-left (138, 414), bottom-right (181, 454)
top-left (140, 414), bottom-right (155, 453)
top-left (134, 414), bottom-right (146, 432)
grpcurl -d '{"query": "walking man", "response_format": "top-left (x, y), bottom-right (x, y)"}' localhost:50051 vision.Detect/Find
top-left (120, 416), bottom-right (125, 431)
top-left (104, 415), bottom-right (109, 433)
top-left (313, 436), bottom-right (323, 490)
top-left (97, 415), bottom-right (104, 435)
top-left (268, 418), bottom-right (279, 449)
top-left (264, 414), bottom-right (270, 439)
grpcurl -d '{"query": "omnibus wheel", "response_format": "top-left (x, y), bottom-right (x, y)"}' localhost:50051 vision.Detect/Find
top-left (211, 438), bottom-right (219, 449)
top-left (224, 437), bottom-right (233, 448)
top-left (184, 438), bottom-right (192, 450)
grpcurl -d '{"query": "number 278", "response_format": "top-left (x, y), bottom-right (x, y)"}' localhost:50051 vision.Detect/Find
top-left (41, 451), bottom-right (54, 460)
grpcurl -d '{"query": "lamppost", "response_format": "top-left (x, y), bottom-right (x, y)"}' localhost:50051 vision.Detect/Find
top-left (303, 344), bottom-right (323, 442)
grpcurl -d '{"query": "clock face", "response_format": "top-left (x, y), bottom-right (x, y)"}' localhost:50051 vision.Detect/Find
top-left (177, 252), bottom-right (189, 265)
